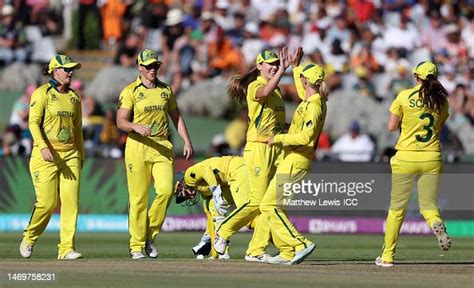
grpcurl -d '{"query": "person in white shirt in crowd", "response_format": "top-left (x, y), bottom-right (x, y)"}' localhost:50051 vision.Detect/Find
top-left (330, 120), bottom-right (375, 162)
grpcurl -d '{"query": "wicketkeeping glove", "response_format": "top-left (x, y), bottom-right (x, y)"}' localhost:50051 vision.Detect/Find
top-left (211, 185), bottom-right (229, 216)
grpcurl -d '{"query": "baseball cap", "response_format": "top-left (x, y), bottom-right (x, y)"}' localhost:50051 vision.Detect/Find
top-left (412, 61), bottom-right (437, 80)
top-left (301, 63), bottom-right (325, 85)
top-left (137, 49), bottom-right (162, 66)
top-left (256, 50), bottom-right (279, 65)
top-left (48, 55), bottom-right (81, 74)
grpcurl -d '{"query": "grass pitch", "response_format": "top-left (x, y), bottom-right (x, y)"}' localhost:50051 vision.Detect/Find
top-left (0, 232), bottom-right (473, 287)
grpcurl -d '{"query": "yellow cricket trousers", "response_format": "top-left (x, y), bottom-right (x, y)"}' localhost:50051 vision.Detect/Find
top-left (217, 142), bottom-right (281, 256)
top-left (259, 154), bottom-right (313, 260)
top-left (381, 151), bottom-right (443, 262)
top-left (125, 139), bottom-right (174, 252)
top-left (23, 147), bottom-right (81, 257)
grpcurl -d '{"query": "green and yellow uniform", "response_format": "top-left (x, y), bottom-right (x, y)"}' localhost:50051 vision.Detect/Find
top-left (119, 77), bottom-right (177, 253)
top-left (259, 64), bottom-right (327, 260)
top-left (23, 80), bottom-right (84, 257)
top-left (380, 84), bottom-right (449, 262)
top-left (217, 75), bottom-right (285, 256)
top-left (183, 156), bottom-right (253, 257)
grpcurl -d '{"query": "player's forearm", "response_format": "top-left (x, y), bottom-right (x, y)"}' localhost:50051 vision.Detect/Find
top-left (255, 68), bottom-right (285, 100)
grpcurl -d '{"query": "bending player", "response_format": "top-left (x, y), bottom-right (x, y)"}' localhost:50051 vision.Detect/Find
top-left (175, 156), bottom-right (254, 259)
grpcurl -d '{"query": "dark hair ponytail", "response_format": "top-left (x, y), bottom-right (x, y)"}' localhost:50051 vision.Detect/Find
top-left (419, 74), bottom-right (448, 114)
top-left (42, 64), bottom-right (51, 76)
top-left (227, 65), bottom-right (259, 103)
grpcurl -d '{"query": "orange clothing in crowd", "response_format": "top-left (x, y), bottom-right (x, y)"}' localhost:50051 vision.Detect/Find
top-left (101, 0), bottom-right (127, 42)
top-left (208, 38), bottom-right (242, 72)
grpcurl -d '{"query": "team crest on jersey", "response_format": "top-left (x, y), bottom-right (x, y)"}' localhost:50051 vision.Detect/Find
top-left (51, 94), bottom-right (58, 101)
top-left (160, 92), bottom-right (169, 99)
top-left (297, 107), bottom-right (304, 114)
top-left (137, 92), bottom-right (146, 101)
top-left (254, 167), bottom-right (261, 176)
top-left (34, 171), bottom-right (39, 181)
top-left (70, 97), bottom-right (79, 105)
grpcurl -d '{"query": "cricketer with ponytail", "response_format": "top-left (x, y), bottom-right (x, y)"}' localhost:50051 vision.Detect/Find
top-left (376, 61), bottom-right (452, 267)
top-left (214, 48), bottom-right (293, 262)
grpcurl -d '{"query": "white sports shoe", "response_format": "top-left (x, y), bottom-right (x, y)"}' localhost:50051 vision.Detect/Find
top-left (375, 256), bottom-right (394, 268)
top-left (291, 243), bottom-right (316, 265)
top-left (244, 254), bottom-right (270, 263)
top-left (145, 240), bottom-right (158, 258)
top-left (213, 234), bottom-right (229, 255)
top-left (432, 222), bottom-right (452, 251)
top-left (218, 253), bottom-right (230, 260)
top-left (58, 251), bottom-right (83, 260)
top-left (265, 254), bottom-right (292, 265)
top-left (131, 251), bottom-right (146, 260)
top-left (19, 239), bottom-right (32, 258)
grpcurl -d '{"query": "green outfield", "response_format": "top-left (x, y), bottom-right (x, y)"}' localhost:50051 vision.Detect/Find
top-left (0, 232), bottom-right (473, 287)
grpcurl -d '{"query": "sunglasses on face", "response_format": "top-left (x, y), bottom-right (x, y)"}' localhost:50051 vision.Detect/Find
top-left (142, 63), bottom-right (160, 70)
top-left (62, 67), bottom-right (75, 73)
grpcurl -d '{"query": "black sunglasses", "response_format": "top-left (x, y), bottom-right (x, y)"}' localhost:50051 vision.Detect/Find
top-left (142, 63), bottom-right (160, 70)
top-left (62, 67), bottom-right (75, 73)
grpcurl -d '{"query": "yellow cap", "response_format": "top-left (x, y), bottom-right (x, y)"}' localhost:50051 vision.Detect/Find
top-left (301, 63), bottom-right (325, 85)
top-left (137, 49), bottom-right (161, 66)
top-left (412, 61), bottom-right (437, 80)
top-left (256, 50), bottom-right (279, 64)
top-left (48, 55), bottom-right (81, 74)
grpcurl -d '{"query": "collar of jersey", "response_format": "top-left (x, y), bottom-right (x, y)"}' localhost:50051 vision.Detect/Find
top-left (135, 76), bottom-right (166, 89)
top-left (304, 93), bottom-right (321, 102)
top-left (48, 78), bottom-right (70, 93)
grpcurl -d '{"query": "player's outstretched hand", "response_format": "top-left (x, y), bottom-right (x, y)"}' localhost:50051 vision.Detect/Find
top-left (279, 47), bottom-right (290, 71)
top-left (289, 46), bottom-right (304, 67)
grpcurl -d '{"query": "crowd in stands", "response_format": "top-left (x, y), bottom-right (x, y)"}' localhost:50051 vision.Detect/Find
top-left (0, 0), bottom-right (473, 161)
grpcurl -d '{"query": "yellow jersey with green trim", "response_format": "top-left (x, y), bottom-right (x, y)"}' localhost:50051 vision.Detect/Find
top-left (29, 81), bottom-right (84, 158)
top-left (390, 84), bottom-right (448, 152)
top-left (184, 156), bottom-right (242, 198)
top-left (119, 77), bottom-right (177, 142)
top-left (274, 93), bottom-right (326, 166)
top-left (246, 76), bottom-right (285, 142)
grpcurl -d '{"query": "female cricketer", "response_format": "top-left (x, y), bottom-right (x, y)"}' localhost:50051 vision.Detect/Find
top-left (376, 61), bottom-right (451, 267)
top-left (20, 55), bottom-right (84, 260)
top-left (117, 49), bottom-right (193, 259)
top-left (215, 48), bottom-right (293, 262)
top-left (261, 61), bottom-right (328, 265)
top-left (175, 156), bottom-right (253, 259)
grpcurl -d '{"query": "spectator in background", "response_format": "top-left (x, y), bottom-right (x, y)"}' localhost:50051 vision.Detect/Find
top-left (161, 8), bottom-right (184, 77)
top-left (78, 0), bottom-right (101, 50)
top-left (114, 32), bottom-right (141, 67)
top-left (330, 120), bottom-right (375, 162)
top-left (353, 66), bottom-right (378, 101)
top-left (8, 83), bottom-right (36, 155)
top-left (100, 0), bottom-right (127, 46)
top-left (241, 22), bottom-right (265, 67)
top-left (0, 5), bottom-right (28, 65)
top-left (207, 26), bottom-right (244, 77)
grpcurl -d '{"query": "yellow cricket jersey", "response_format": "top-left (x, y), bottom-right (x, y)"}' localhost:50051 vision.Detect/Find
top-left (119, 77), bottom-right (177, 142)
top-left (274, 93), bottom-right (327, 167)
top-left (29, 81), bottom-right (84, 159)
top-left (246, 76), bottom-right (285, 142)
top-left (184, 156), bottom-right (243, 198)
top-left (390, 84), bottom-right (448, 152)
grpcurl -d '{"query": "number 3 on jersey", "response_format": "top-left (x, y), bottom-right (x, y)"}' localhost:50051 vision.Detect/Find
top-left (416, 112), bottom-right (434, 142)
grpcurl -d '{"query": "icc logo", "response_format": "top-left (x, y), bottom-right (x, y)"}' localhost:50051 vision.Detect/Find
top-left (254, 167), bottom-right (260, 176)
